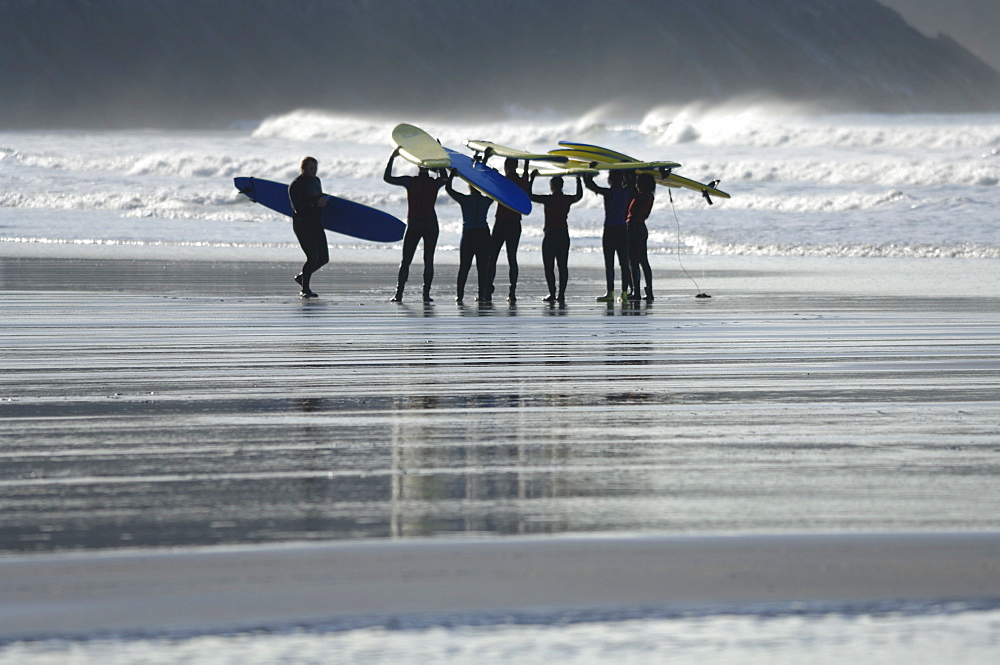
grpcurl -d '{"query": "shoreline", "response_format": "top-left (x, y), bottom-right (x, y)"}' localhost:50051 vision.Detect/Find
top-left (3, 247), bottom-right (999, 299)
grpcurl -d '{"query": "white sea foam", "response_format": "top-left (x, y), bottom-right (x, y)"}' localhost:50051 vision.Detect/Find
top-left (2, 605), bottom-right (998, 665)
top-left (2, 111), bottom-right (998, 260)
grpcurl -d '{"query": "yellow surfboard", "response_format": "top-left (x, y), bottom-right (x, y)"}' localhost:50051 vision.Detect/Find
top-left (551, 143), bottom-right (730, 202)
top-left (548, 148), bottom-right (621, 164)
top-left (391, 123), bottom-right (451, 169)
top-left (592, 160), bottom-right (682, 171)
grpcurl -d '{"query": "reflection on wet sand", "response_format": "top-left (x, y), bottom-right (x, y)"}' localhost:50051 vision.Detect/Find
top-left (2, 260), bottom-right (1000, 553)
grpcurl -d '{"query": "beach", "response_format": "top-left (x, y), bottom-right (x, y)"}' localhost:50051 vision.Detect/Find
top-left (2, 104), bottom-right (1000, 661)
top-left (2, 251), bottom-right (999, 661)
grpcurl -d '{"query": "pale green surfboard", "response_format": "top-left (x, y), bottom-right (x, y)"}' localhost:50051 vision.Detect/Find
top-left (391, 123), bottom-right (451, 169)
top-left (465, 140), bottom-right (568, 163)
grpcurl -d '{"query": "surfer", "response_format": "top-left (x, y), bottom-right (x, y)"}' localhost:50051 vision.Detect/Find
top-left (488, 157), bottom-right (530, 303)
top-left (384, 148), bottom-right (447, 302)
top-left (626, 173), bottom-right (656, 301)
top-left (529, 173), bottom-right (584, 304)
top-left (288, 156), bottom-right (330, 298)
top-left (446, 171), bottom-right (495, 303)
top-left (585, 170), bottom-right (633, 302)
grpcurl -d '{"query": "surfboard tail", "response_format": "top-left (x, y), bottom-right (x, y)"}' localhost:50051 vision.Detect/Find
top-left (703, 180), bottom-right (722, 205)
top-left (234, 177), bottom-right (259, 202)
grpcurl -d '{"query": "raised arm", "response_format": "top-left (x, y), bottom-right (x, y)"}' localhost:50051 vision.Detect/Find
top-left (584, 172), bottom-right (608, 196)
top-left (383, 148), bottom-right (407, 186)
top-left (445, 169), bottom-right (462, 201)
top-left (570, 176), bottom-right (584, 203)
top-left (528, 169), bottom-right (546, 203)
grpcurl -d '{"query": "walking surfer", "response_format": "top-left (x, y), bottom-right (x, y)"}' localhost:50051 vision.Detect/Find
top-left (529, 172), bottom-right (583, 304)
top-left (585, 170), bottom-right (633, 302)
top-left (627, 173), bottom-right (656, 301)
top-left (446, 172), bottom-right (495, 303)
top-left (288, 156), bottom-right (330, 299)
top-left (384, 147), bottom-right (446, 302)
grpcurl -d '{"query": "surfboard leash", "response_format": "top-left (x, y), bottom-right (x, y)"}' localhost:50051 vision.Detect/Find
top-left (667, 189), bottom-right (711, 299)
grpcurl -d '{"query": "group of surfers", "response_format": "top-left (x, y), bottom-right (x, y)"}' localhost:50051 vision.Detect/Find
top-left (288, 152), bottom-right (658, 303)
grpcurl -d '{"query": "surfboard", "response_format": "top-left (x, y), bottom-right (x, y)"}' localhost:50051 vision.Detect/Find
top-left (553, 142), bottom-right (730, 202)
top-left (655, 173), bottom-right (729, 202)
top-left (592, 160), bottom-right (683, 171)
top-left (549, 148), bottom-right (682, 170)
top-left (557, 141), bottom-right (637, 163)
top-left (464, 140), bottom-right (568, 163)
top-left (532, 165), bottom-right (600, 177)
top-left (548, 147), bottom-right (620, 164)
top-left (391, 123), bottom-right (451, 169)
top-left (558, 154), bottom-right (684, 176)
top-left (234, 177), bottom-right (405, 243)
top-left (444, 148), bottom-right (532, 215)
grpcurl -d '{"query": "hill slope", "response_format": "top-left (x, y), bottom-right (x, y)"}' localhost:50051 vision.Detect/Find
top-left (2, 0), bottom-right (999, 128)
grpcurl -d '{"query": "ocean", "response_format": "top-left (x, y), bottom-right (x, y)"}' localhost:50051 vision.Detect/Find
top-left (2, 109), bottom-right (998, 263)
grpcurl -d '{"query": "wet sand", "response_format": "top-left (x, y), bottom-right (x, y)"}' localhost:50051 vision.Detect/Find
top-left (3, 532), bottom-right (1000, 641)
top-left (2, 254), bottom-right (1000, 639)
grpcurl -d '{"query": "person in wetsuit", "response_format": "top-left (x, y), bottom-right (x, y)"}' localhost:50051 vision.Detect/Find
top-left (288, 156), bottom-right (330, 298)
top-left (529, 173), bottom-right (584, 304)
top-left (627, 172), bottom-right (656, 301)
top-left (384, 147), bottom-right (447, 302)
top-left (446, 171), bottom-right (495, 303)
top-left (486, 157), bottom-right (530, 303)
top-left (585, 169), bottom-right (633, 302)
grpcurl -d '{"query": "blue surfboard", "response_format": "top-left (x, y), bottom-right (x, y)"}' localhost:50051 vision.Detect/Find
top-left (444, 149), bottom-right (532, 216)
top-left (234, 177), bottom-right (405, 243)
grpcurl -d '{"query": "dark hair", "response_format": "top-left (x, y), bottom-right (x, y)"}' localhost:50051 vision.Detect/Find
top-left (300, 156), bottom-right (318, 171)
top-left (637, 173), bottom-right (655, 191)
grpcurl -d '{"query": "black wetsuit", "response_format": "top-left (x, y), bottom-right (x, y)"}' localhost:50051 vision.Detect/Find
top-left (489, 172), bottom-right (528, 299)
top-left (627, 191), bottom-right (654, 295)
top-left (385, 171), bottom-right (445, 299)
top-left (288, 174), bottom-right (329, 292)
top-left (587, 178), bottom-right (632, 295)
top-left (450, 187), bottom-right (494, 302)
top-left (530, 179), bottom-right (582, 301)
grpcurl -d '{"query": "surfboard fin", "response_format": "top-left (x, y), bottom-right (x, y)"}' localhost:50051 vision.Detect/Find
top-left (240, 177), bottom-right (258, 203)
top-left (702, 179), bottom-right (721, 205)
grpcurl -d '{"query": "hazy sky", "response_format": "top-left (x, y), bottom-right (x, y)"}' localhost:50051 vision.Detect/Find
top-left (879, 0), bottom-right (1000, 70)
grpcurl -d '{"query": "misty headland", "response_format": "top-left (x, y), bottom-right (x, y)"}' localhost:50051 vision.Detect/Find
top-left (3, 0), bottom-right (1000, 129)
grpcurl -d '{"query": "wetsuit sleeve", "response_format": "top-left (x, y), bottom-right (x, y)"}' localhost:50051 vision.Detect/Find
top-left (448, 188), bottom-right (467, 204)
top-left (584, 174), bottom-right (608, 195)
top-left (288, 179), bottom-right (309, 215)
top-left (445, 172), bottom-right (463, 201)
top-left (383, 153), bottom-right (409, 187)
